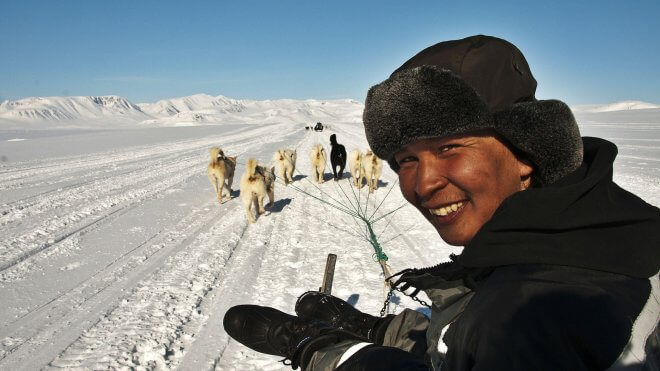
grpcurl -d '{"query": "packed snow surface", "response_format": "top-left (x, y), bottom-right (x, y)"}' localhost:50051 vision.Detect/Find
top-left (0, 96), bottom-right (658, 370)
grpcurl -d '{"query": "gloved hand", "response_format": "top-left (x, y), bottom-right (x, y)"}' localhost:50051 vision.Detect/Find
top-left (223, 304), bottom-right (361, 370)
top-left (295, 291), bottom-right (395, 344)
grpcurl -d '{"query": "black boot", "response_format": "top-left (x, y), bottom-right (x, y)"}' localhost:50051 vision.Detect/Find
top-left (295, 291), bottom-right (395, 344)
top-left (223, 304), bottom-right (360, 370)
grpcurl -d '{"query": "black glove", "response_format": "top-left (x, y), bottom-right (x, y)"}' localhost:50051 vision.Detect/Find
top-left (295, 291), bottom-right (395, 344)
top-left (223, 304), bottom-right (361, 370)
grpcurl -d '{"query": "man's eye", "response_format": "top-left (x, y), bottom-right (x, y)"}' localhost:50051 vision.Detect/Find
top-left (438, 144), bottom-right (459, 153)
top-left (398, 156), bottom-right (417, 164)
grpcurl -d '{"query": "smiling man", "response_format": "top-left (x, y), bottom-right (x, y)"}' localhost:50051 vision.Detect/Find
top-left (394, 132), bottom-right (533, 246)
top-left (224, 35), bottom-right (660, 370)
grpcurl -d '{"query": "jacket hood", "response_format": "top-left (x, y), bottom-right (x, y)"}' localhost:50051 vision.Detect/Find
top-left (458, 137), bottom-right (660, 278)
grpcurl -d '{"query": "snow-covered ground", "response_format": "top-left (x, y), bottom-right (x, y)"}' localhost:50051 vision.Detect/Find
top-left (0, 96), bottom-right (658, 370)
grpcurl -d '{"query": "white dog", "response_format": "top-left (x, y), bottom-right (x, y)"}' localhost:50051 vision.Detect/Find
top-left (363, 150), bottom-right (382, 193)
top-left (240, 158), bottom-right (276, 223)
top-left (272, 149), bottom-right (297, 185)
top-left (310, 144), bottom-right (327, 184)
top-left (207, 147), bottom-right (237, 204)
top-left (348, 149), bottom-right (365, 188)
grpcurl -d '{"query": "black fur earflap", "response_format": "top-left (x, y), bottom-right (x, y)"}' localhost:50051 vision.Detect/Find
top-left (493, 99), bottom-right (583, 185)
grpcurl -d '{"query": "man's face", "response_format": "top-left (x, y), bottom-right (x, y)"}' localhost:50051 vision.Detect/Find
top-left (394, 133), bottom-right (533, 246)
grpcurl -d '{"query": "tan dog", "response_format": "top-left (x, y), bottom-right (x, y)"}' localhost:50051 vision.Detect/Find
top-left (309, 144), bottom-right (327, 183)
top-left (348, 149), bottom-right (364, 188)
top-left (240, 158), bottom-right (276, 223)
top-left (208, 147), bottom-right (237, 204)
top-left (272, 149), bottom-right (297, 185)
top-left (363, 150), bottom-right (382, 193)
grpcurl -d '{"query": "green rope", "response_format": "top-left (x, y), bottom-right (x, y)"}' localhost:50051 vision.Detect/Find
top-left (368, 178), bottom-right (399, 222)
top-left (288, 204), bottom-right (370, 242)
top-left (287, 181), bottom-right (360, 218)
top-left (334, 182), bottom-right (373, 242)
top-left (269, 138), bottom-right (402, 271)
top-left (363, 185), bottom-right (371, 219)
top-left (376, 207), bottom-right (398, 242)
top-left (335, 176), bottom-right (362, 216)
top-left (294, 177), bottom-right (354, 216)
top-left (365, 217), bottom-right (388, 262)
top-left (370, 202), bottom-right (408, 224)
top-left (380, 232), bottom-right (405, 245)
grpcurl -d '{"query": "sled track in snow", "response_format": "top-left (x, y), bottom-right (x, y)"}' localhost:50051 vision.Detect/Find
top-left (0, 157), bottom-right (204, 278)
top-left (0, 167), bottom-right (141, 212)
top-left (0, 132), bottom-right (282, 280)
top-left (184, 201), bottom-right (287, 370)
top-left (0, 201), bottom-right (241, 369)
top-left (46, 201), bottom-right (265, 370)
top-left (0, 124), bottom-right (301, 370)
top-left (0, 199), bottom-right (140, 273)
top-left (0, 150), bottom-right (202, 225)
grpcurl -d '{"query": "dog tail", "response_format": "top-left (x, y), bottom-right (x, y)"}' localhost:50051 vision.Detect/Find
top-left (273, 150), bottom-right (283, 162)
top-left (210, 147), bottom-right (221, 165)
top-left (246, 157), bottom-right (258, 178)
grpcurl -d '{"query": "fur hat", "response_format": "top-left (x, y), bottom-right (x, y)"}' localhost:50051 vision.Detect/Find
top-left (363, 35), bottom-right (583, 185)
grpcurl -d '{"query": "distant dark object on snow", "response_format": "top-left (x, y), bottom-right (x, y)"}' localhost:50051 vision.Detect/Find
top-left (314, 122), bottom-right (324, 132)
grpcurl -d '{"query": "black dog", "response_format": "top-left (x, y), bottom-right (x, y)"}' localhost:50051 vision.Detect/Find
top-left (329, 134), bottom-right (347, 181)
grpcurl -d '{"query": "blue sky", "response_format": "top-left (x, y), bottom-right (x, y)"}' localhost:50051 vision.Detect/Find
top-left (1, 1), bottom-right (659, 105)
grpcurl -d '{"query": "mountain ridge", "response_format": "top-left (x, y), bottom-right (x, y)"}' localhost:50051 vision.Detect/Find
top-left (2, 94), bottom-right (657, 129)
top-left (0, 94), bottom-right (364, 129)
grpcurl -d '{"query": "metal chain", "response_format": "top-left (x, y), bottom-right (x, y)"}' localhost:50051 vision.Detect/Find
top-left (379, 284), bottom-right (432, 317)
top-left (379, 286), bottom-right (395, 317)
top-left (397, 286), bottom-right (432, 309)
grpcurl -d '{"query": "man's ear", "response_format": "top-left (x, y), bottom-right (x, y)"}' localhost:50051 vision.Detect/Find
top-left (519, 159), bottom-right (534, 190)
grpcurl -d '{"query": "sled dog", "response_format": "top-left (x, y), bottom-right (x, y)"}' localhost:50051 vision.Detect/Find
top-left (208, 147), bottom-right (237, 204)
top-left (363, 150), bottom-right (382, 193)
top-left (272, 149), bottom-right (297, 185)
top-left (240, 158), bottom-right (276, 223)
top-left (348, 149), bottom-right (364, 188)
top-left (310, 144), bottom-right (327, 184)
top-left (329, 134), bottom-right (346, 181)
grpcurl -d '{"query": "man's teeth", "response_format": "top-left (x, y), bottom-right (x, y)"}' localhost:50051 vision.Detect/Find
top-left (429, 202), bottom-right (464, 216)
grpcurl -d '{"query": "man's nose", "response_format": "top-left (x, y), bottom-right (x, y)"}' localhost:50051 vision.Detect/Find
top-left (415, 155), bottom-right (448, 203)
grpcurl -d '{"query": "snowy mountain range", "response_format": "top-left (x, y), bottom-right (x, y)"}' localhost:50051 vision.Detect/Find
top-left (571, 100), bottom-right (660, 124)
top-left (2, 94), bottom-right (659, 129)
top-left (571, 100), bottom-right (660, 113)
top-left (0, 93), bottom-right (364, 129)
top-left (0, 96), bottom-right (150, 124)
